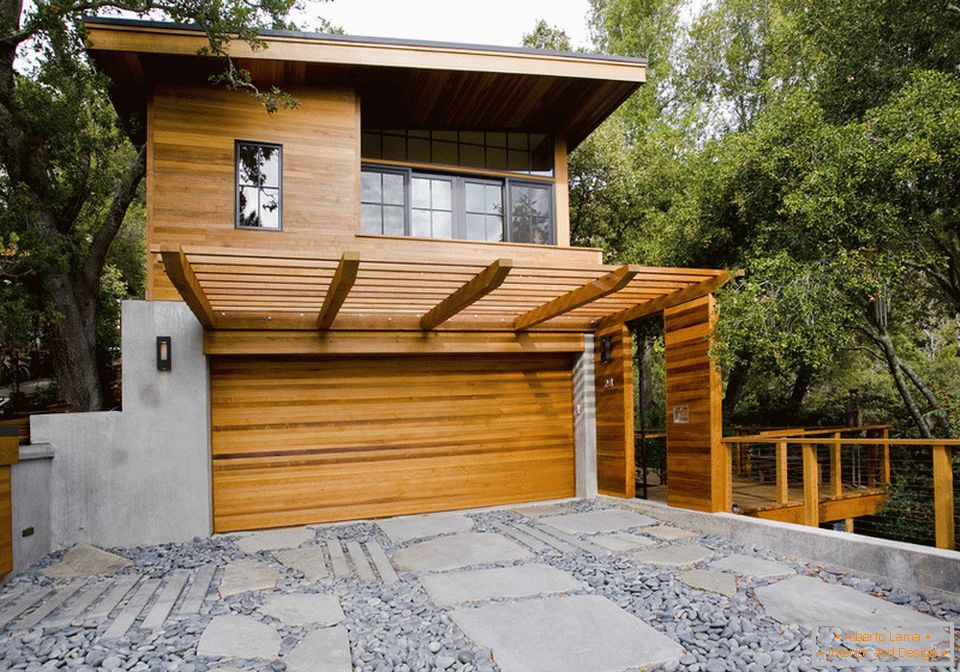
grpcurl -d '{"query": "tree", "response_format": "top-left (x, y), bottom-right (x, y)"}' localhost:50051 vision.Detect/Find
top-left (522, 19), bottom-right (573, 52)
top-left (0, 0), bottom-right (300, 411)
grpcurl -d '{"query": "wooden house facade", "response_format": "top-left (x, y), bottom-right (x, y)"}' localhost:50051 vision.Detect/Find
top-left (85, 18), bottom-right (730, 533)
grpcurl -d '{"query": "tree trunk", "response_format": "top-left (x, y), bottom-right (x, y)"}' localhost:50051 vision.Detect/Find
top-left (787, 366), bottom-right (813, 422)
top-left (872, 329), bottom-right (932, 439)
top-left (42, 272), bottom-right (101, 411)
top-left (723, 359), bottom-right (750, 419)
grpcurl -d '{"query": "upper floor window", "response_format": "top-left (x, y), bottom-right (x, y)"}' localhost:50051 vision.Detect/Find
top-left (361, 130), bottom-right (553, 176)
top-left (236, 141), bottom-right (282, 230)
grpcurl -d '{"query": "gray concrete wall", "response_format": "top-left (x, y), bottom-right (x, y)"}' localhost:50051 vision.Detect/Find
top-left (618, 496), bottom-right (960, 600)
top-left (573, 335), bottom-right (598, 498)
top-left (30, 300), bottom-right (211, 551)
top-left (11, 445), bottom-right (53, 573)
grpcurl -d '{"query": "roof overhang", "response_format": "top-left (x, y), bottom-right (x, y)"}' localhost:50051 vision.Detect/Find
top-left (155, 245), bottom-right (730, 333)
top-left (83, 17), bottom-right (646, 148)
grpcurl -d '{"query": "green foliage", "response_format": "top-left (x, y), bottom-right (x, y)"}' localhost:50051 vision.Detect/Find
top-left (522, 20), bottom-right (573, 51)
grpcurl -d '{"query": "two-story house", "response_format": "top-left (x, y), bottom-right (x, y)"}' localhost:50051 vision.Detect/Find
top-left (64, 17), bottom-right (729, 539)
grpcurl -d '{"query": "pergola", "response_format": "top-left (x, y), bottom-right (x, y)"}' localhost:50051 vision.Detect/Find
top-left (157, 245), bottom-right (731, 333)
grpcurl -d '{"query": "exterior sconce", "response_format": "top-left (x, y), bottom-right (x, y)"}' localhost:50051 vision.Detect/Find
top-left (600, 335), bottom-right (613, 364)
top-left (156, 336), bottom-right (172, 371)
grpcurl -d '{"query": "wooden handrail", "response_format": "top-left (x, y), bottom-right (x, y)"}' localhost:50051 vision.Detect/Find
top-left (723, 436), bottom-right (960, 445)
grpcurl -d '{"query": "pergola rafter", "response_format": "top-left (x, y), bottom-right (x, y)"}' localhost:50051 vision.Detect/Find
top-left (514, 265), bottom-right (637, 331)
top-left (159, 245), bottom-right (218, 329)
top-left (420, 258), bottom-right (512, 330)
top-left (317, 252), bottom-right (360, 330)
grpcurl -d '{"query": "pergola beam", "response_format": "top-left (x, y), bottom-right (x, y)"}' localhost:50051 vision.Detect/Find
top-left (420, 258), bottom-right (512, 330)
top-left (317, 252), bottom-right (360, 330)
top-left (592, 270), bottom-right (734, 330)
top-left (159, 245), bottom-right (217, 329)
top-left (514, 264), bottom-right (637, 331)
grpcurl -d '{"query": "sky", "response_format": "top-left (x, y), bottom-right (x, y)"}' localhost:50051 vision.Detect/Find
top-left (296, 0), bottom-right (596, 50)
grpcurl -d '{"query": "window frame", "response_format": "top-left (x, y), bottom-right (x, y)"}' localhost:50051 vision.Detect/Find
top-left (235, 140), bottom-right (284, 231)
top-left (505, 177), bottom-right (556, 245)
top-left (360, 164), bottom-right (408, 236)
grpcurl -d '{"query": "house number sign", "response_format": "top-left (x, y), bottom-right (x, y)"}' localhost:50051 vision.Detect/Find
top-left (672, 405), bottom-right (690, 424)
top-left (602, 377), bottom-right (616, 389)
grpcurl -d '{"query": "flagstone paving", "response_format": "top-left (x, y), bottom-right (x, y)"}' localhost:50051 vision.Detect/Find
top-left (0, 499), bottom-right (956, 672)
top-left (40, 544), bottom-right (132, 579)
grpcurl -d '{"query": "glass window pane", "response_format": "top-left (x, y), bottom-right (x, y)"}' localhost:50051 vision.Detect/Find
top-left (465, 214), bottom-right (486, 241)
top-left (485, 185), bottom-right (503, 214)
top-left (361, 132), bottom-right (381, 158)
top-left (432, 180), bottom-right (451, 210)
top-left (432, 130), bottom-right (457, 142)
top-left (361, 171), bottom-right (382, 203)
top-left (508, 133), bottom-right (529, 151)
top-left (259, 146), bottom-right (280, 187)
top-left (408, 138), bottom-right (430, 162)
top-left (411, 178), bottom-right (431, 209)
top-left (411, 209), bottom-right (431, 237)
top-left (486, 215), bottom-right (503, 242)
top-left (432, 140), bottom-right (458, 165)
top-left (460, 131), bottom-right (484, 145)
top-left (258, 188), bottom-right (280, 229)
top-left (407, 129), bottom-right (429, 139)
top-left (238, 186), bottom-right (259, 227)
top-left (432, 211), bottom-right (452, 238)
top-left (486, 132), bottom-right (506, 148)
top-left (510, 183), bottom-right (553, 244)
top-left (237, 144), bottom-right (261, 185)
top-left (383, 205), bottom-right (405, 235)
top-left (361, 204), bottom-right (383, 234)
top-left (486, 147), bottom-right (506, 171)
top-left (508, 149), bottom-right (529, 173)
top-left (461, 144), bottom-right (484, 168)
top-left (383, 173), bottom-right (404, 205)
top-left (465, 182), bottom-right (484, 212)
top-left (382, 134), bottom-right (406, 161)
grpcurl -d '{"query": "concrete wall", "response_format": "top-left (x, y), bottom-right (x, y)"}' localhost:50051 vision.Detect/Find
top-left (30, 301), bottom-right (211, 550)
top-left (11, 445), bottom-right (53, 573)
top-left (574, 335), bottom-right (598, 498)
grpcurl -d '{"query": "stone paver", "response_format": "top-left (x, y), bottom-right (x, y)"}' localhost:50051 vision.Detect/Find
top-left (141, 572), bottom-right (189, 631)
top-left (41, 545), bottom-right (132, 579)
top-left (260, 593), bottom-right (344, 627)
top-left (592, 532), bottom-right (657, 552)
top-left (420, 564), bottom-right (583, 606)
top-left (643, 525), bottom-right (698, 541)
top-left (233, 526), bottom-right (314, 554)
top-left (345, 541), bottom-right (375, 582)
top-left (13, 579), bottom-right (84, 629)
top-left (392, 532), bottom-right (533, 573)
top-left (450, 595), bottom-right (684, 672)
top-left (510, 504), bottom-right (571, 518)
top-left (218, 559), bottom-right (283, 598)
top-left (103, 578), bottom-right (160, 639)
top-left (274, 546), bottom-right (329, 582)
top-left (326, 540), bottom-right (351, 577)
top-left (678, 569), bottom-right (737, 597)
top-left (756, 576), bottom-right (943, 626)
top-left (633, 544), bottom-right (714, 566)
top-left (540, 509), bottom-right (658, 535)
top-left (0, 587), bottom-right (49, 629)
top-left (86, 575), bottom-right (139, 621)
top-left (365, 542), bottom-right (400, 585)
top-left (197, 614), bottom-right (282, 660)
top-left (285, 625), bottom-right (351, 672)
top-left (709, 554), bottom-right (795, 578)
top-left (378, 513), bottom-right (474, 543)
top-left (177, 566), bottom-right (216, 615)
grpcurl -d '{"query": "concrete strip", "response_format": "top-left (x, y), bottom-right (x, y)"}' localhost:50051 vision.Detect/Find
top-left (530, 523), bottom-right (608, 556)
top-left (365, 542), bottom-right (399, 585)
top-left (141, 572), bottom-right (189, 631)
top-left (450, 595), bottom-right (684, 672)
top-left (13, 579), bottom-right (85, 629)
top-left (234, 527), bottom-right (314, 554)
top-left (756, 575), bottom-right (943, 626)
top-left (177, 565), bottom-right (215, 615)
top-left (260, 593), bottom-right (344, 627)
top-left (326, 540), bottom-right (352, 578)
top-left (633, 544), bottom-right (715, 567)
top-left (377, 513), bottom-right (474, 544)
top-left (420, 564), bottom-right (584, 606)
top-left (41, 545), bottom-right (132, 579)
top-left (218, 559), bottom-right (282, 598)
top-left (86, 575), bottom-right (139, 622)
top-left (493, 522), bottom-right (550, 552)
top-left (102, 578), bottom-right (160, 639)
top-left (0, 585), bottom-right (26, 606)
top-left (508, 522), bottom-right (579, 554)
top-left (392, 533), bottom-right (533, 573)
top-left (47, 580), bottom-right (111, 627)
top-left (709, 554), bottom-right (795, 578)
top-left (541, 509), bottom-right (659, 535)
top-left (197, 614), bottom-right (281, 660)
top-left (274, 547), bottom-right (329, 582)
top-left (678, 569), bottom-right (737, 597)
top-left (345, 541), bottom-right (375, 582)
top-left (0, 587), bottom-right (50, 629)
top-left (285, 624), bottom-right (352, 672)
top-left (617, 497), bottom-right (960, 599)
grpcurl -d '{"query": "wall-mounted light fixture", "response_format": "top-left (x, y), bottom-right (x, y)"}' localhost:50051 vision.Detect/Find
top-left (600, 335), bottom-right (613, 364)
top-left (156, 336), bottom-right (172, 371)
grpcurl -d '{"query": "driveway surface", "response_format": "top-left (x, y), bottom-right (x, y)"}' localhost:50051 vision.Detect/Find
top-left (0, 499), bottom-right (956, 671)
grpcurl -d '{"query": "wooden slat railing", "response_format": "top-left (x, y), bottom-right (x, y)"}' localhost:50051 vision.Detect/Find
top-left (722, 433), bottom-right (958, 549)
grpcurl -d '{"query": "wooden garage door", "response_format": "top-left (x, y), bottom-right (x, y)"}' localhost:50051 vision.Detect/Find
top-left (210, 353), bottom-right (576, 532)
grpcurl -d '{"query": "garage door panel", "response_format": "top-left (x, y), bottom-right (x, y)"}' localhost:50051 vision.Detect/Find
top-left (211, 354), bottom-right (576, 531)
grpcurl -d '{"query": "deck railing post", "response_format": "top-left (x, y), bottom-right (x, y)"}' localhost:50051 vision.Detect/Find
top-left (830, 432), bottom-right (843, 498)
top-left (775, 441), bottom-right (788, 505)
top-left (802, 443), bottom-right (820, 527)
top-left (881, 427), bottom-right (891, 485)
top-left (933, 444), bottom-right (955, 550)
top-left (724, 442), bottom-right (733, 512)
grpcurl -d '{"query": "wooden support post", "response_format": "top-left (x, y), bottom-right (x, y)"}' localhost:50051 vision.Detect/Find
top-left (775, 441), bottom-right (788, 505)
top-left (844, 518), bottom-right (854, 533)
top-left (830, 432), bottom-right (843, 498)
top-left (802, 443), bottom-right (820, 527)
top-left (881, 427), bottom-right (891, 485)
top-left (933, 445), bottom-right (955, 550)
top-left (421, 258), bottom-right (512, 330)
